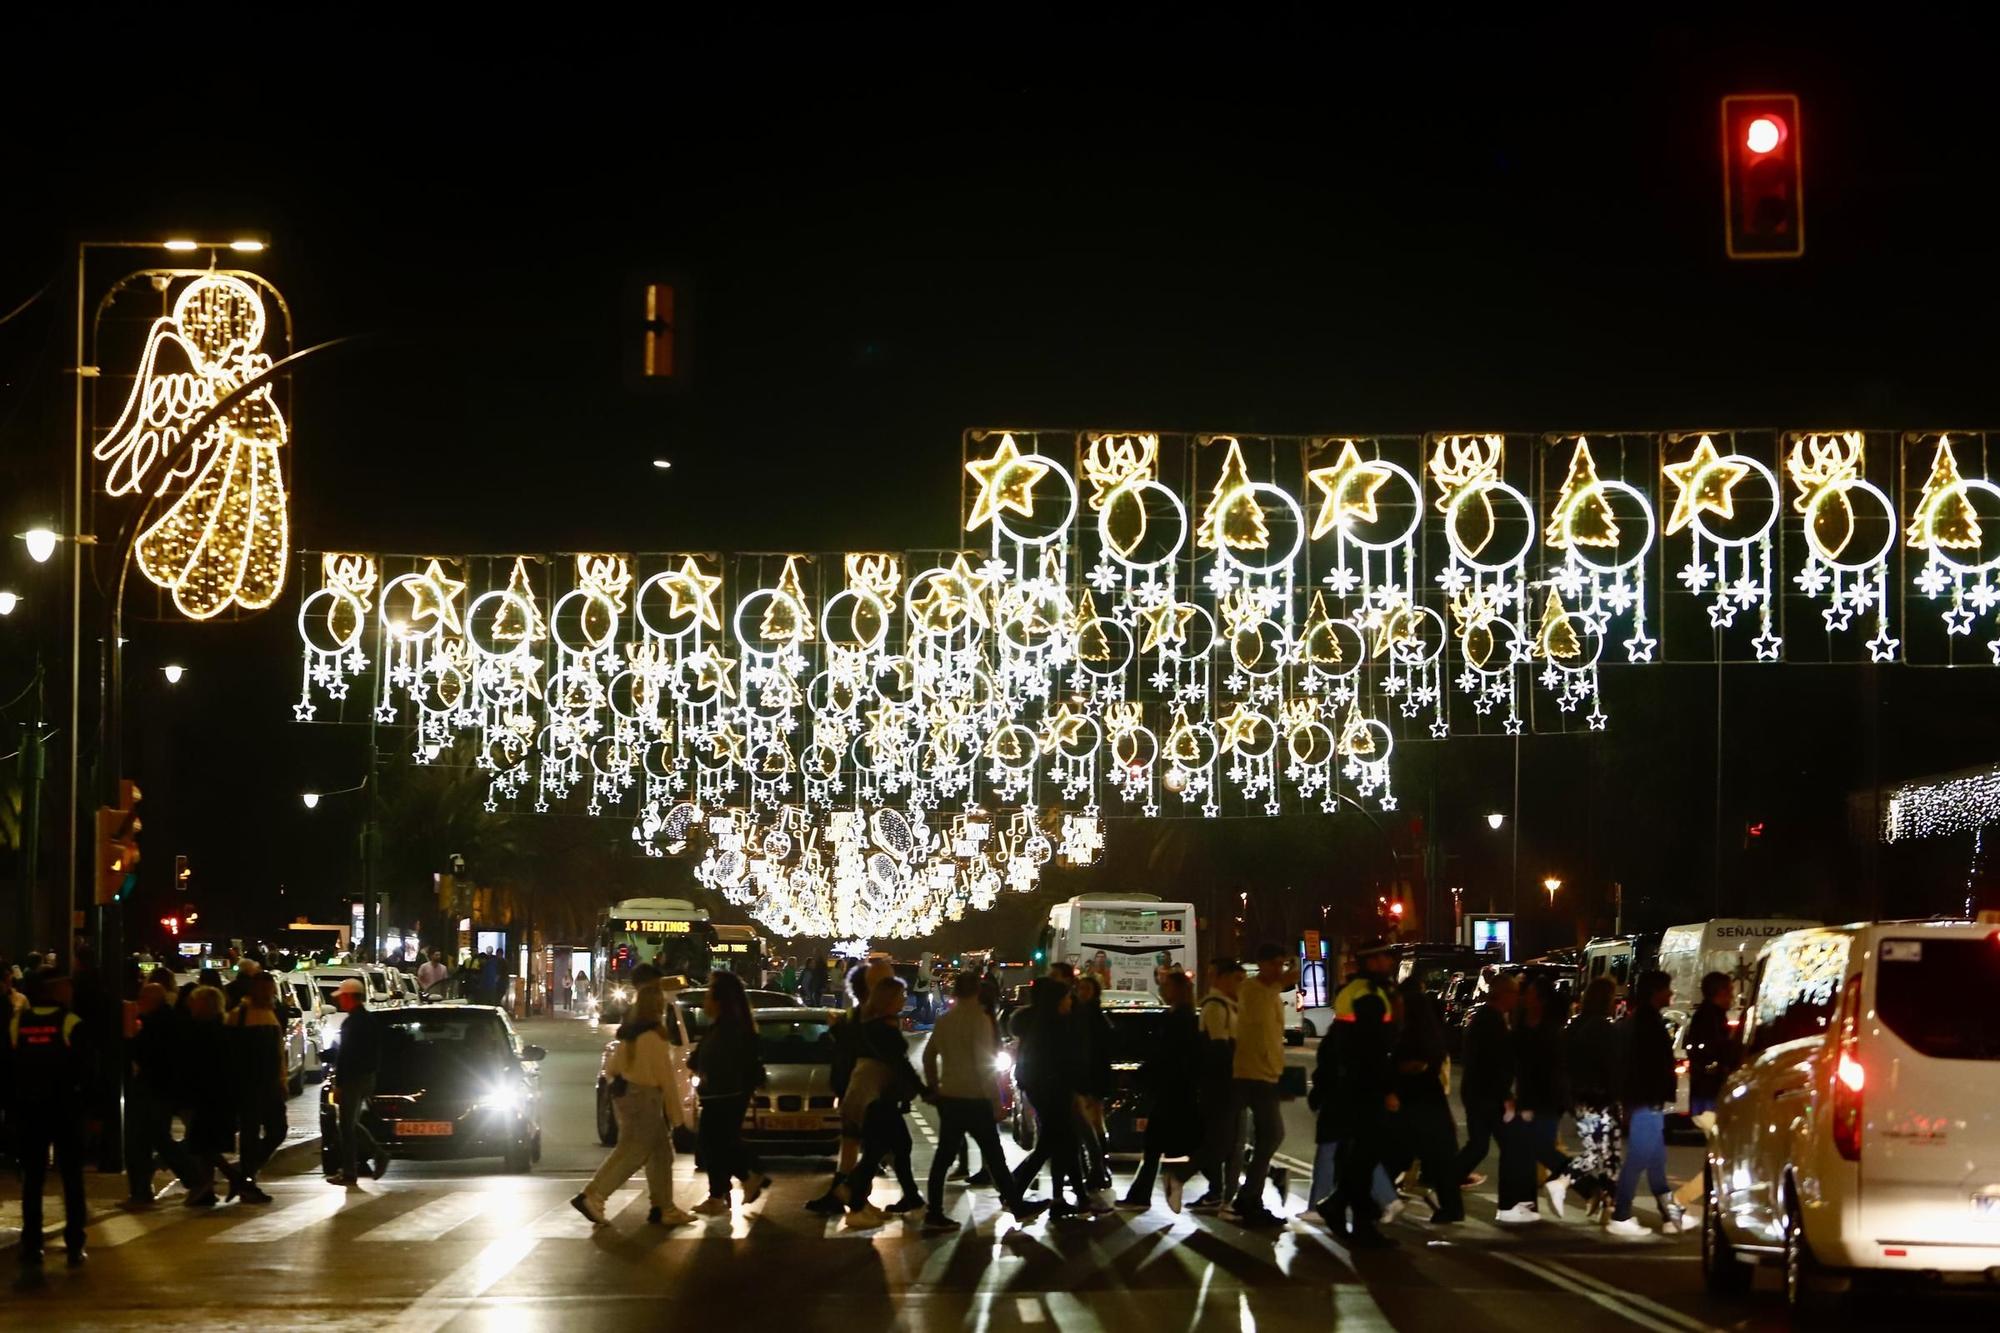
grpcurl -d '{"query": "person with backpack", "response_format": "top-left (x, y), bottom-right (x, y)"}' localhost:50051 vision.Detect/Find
top-left (10, 968), bottom-right (90, 1282)
top-left (687, 971), bottom-right (770, 1217)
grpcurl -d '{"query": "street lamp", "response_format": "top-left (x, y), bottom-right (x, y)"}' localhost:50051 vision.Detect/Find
top-left (1486, 812), bottom-right (1505, 831)
top-left (651, 458), bottom-right (672, 470)
top-left (1543, 875), bottom-right (1563, 905)
top-left (22, 527), bottom-right (59, 563)
top-left (161, 664), bottom-right (185, 684)
top-left (0, 592), bottom-right (16, 616)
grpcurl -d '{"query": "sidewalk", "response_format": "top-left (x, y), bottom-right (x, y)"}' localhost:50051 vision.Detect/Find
top-left (1, 1094), bottom-right (322, 1254)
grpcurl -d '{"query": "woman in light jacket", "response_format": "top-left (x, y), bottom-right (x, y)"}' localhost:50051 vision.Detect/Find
top-left (571, 984), bottom-right (695, 1226)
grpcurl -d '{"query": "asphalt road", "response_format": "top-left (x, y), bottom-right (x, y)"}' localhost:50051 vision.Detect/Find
top-left (10, 1018), bottom-right (1997, 1330)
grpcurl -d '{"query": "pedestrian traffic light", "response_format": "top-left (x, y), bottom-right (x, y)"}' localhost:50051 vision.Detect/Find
top-left (1722, 93), bottom-right (1803, 259)
top-left (95, 779), bottom-right (143, 905)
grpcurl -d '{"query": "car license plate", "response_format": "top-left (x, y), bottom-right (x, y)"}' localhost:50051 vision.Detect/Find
top-left (757, 1114), bottom-right (821, 1132)
top-left (395, 1120), bottom-right (454, 1137)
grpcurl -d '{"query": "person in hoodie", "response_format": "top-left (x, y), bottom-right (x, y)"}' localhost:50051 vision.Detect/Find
top-left (1682, 971), bottom-right (1742, 1119)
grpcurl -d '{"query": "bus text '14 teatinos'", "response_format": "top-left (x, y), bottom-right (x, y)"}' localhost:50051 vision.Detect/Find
top-left (592, 897), bottom-right (717, 1018)
top-left (1040, 893), bottom-right (1196, 1005)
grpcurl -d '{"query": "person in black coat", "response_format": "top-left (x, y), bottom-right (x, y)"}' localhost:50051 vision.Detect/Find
top-left (123, 982), bottom-right (199, 1206)
top-left (1608, 970), bottom-right (1689, 1235)
top-left (1318, 968), bottom-right (1402, 1247)
top-left (1120, 970), bottom-right (1205, 1213)
top-left (1564, 976), bottom-right (1625, 1218)
top-left (1451, 972), bottom-right (1519, 1186)
top-left (1388, 978), bottom-right (1463, 1224)
top-left (1682, 971), bottom-right (1741, 1116)
top-left (1071, 975), bottom-right (1115, 1195)
top-left (179, 986), bottom-right (246, 1207)
top-left (1496, 971), bottom-right (1573, 1221)
top-left (1008, 978), bottom-right (1087, 1218)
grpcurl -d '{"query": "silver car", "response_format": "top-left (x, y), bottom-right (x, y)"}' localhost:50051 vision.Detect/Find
top-left (741, 1007), bottom-right (844, 1158)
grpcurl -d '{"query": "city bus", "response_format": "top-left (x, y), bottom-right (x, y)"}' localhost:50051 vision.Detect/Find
top-left (1040, 893), bottom-right (1196, 1005)
top-left (707, 923), bottom-right (765, 983)
top-left (592, 897), bottom-right (713, 1019)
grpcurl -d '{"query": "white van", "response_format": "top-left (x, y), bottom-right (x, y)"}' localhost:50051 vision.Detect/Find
top-left (1702, 919), bottom-right (2000, 1312)
top-left (1656, 918), bottom-right (1818, 1033)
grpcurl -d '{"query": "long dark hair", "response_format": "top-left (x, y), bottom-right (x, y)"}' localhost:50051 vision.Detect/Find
top-left (706, 970), bottom-right (755, 1029)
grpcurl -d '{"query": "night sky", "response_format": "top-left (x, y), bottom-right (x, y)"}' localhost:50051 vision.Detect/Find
top-left (4, 18), bottom-right (1998, 959)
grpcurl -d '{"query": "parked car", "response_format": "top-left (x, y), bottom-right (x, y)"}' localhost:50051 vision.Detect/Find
top-left (1703, 918), bottom-right (2000, 1313)
top-left (278, 972), bottom-right (329, 1084)
top-left (319, 1004), bottom-right (544, 1174)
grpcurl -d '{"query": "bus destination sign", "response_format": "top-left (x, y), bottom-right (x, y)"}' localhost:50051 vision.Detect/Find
top-left (616, 918), bottom-right (692, 934)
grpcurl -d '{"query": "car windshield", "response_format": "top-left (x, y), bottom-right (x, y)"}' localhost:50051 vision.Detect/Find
top-left (679, 990), bottom-right (794, 1035)
top-left (758, 1017), bottom-right (836, 1064)
top-left (1105, 1009), bottom-right (1167, 1062)
top-left (1876, 937), bottom-right (2000, 1060)
top-left (378, 1014), bottom-right (513, 1088)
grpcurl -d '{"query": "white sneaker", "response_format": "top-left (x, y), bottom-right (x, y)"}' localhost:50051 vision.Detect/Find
top-left (1543, 1174), bottom-right (1570, 1218)
top-left (843, 1205), bottom-right (888, 1229)
top-left (1605, 1216), bottom-right (1651, 1238)
top-left (693, 1197), bottom-right (731, 1217)
top-left (1494, 1203), bottom-right (1541, 1225)
top-left (742, 1175), bottom-right (772, 1206)
top-left (1379, 1198), bottom-right (1406, 1226)
top-left (1659, 1210), bottom-right (1695, 1235)
top-left (1164, 1175), bottom-right (1184, 1216)
top-left (655, 1205), bottom-right (698, 1225)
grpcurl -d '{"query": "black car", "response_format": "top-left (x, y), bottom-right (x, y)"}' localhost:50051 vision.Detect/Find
top-left (320, 1005), bottom-right (545, 1173)
top-left (1009, 1005), bottom-right (1167, 1156)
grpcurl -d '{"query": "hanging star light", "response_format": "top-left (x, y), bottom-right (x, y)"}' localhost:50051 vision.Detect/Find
top-left (965, 433), bottom-right (1051, 531)
top-left (1135, 598), bottom-right (1196, 653)
top-left (1306, 440), bottom-right (1393, 539)
top-left (1663, 435), bottom-right (1752, 536)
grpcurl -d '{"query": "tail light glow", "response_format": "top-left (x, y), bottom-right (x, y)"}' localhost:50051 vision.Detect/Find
top-left (1836, 1053), bottom-right (1864, 1093)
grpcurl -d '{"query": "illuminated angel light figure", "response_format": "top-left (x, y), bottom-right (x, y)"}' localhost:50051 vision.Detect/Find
top-left (1905, 435), bottom-right (2000, 655)
top-left (1787, 432), bottom-right (1899, 661)
top-left (95, 274), bottom-right (292, 620)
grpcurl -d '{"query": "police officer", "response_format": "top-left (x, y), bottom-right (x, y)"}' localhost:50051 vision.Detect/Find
top-left (1319, 940), bottom-right (1400, 1247)
top-left (10, 968), bottom-right (89, 1282)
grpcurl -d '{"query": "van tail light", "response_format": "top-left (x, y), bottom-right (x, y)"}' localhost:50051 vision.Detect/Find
top-left (1831, 976), bottom-right (1864, 1162)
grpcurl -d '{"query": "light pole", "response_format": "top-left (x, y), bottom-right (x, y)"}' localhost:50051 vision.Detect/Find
top-left (302, 777), bottom-right (374, 959)
top-left (64, 237), bottom-right (266, 961)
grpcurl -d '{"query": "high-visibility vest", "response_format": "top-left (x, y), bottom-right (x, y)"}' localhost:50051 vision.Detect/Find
top-left (1331, 975), bottom-right (1394, 1023)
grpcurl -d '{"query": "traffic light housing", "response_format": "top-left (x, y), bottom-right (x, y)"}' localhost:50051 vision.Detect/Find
top-left (1722, 93), bottom-right (1804, 259)
top-left (95, 779), bottom-right (143, 905)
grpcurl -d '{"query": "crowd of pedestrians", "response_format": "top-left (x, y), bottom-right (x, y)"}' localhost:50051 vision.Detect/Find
top-left (2, 950), bottom-right (316, 1287)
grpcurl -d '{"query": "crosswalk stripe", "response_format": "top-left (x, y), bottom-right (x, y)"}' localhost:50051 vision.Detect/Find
top-left (383, 1232), bottom-right (540, 1333)
top-left (77, 1206), bottom-right (192, 1249)
top-left (215, 1189), bottom-right (365, 1243)
top-left (359, 1192), bottom-right (491, 1242)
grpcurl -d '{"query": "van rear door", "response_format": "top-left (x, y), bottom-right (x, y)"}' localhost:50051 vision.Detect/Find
top-left (1860, 932), bottom-right (2000, 1246)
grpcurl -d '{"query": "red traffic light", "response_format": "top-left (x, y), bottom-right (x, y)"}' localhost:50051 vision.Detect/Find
top-left (1722, 93), bottom-right (1804, 260)
top-left (1743, 115), bottom-right (1784, 156)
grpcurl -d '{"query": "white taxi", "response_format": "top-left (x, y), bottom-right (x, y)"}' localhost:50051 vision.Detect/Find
top-left (1703, 918), bottom-right (2000, 1311)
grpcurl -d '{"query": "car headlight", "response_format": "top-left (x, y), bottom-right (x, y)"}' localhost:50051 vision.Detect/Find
top-left (478, 1084), bottom-right (526, 1114)
top-left (993, 1050), bottom-right (1013, 1074)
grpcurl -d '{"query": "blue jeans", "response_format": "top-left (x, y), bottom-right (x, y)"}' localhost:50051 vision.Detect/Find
top-left (1308, 1140), bottom-right (1397, 1211)
top-left (1613, 1106), bottom-right (1668, 1220)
